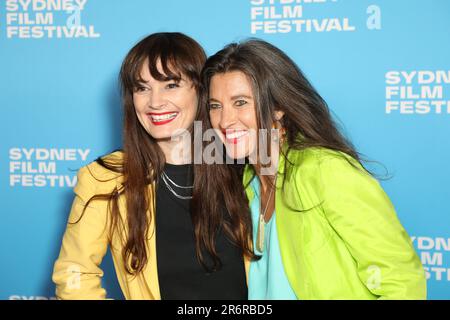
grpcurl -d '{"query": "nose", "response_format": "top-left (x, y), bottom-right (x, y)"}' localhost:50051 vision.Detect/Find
top-left (219, 105), bottom-right (238, 129)
top-left (148, 88), bottom-right (166, 110)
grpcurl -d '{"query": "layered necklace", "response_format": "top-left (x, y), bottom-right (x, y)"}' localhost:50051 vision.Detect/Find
top-left (161, 170), bottom-right (193, 200)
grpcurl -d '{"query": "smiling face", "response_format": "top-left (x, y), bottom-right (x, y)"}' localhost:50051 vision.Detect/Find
top-left (208, 71), bottom-right (259, 160)
top-left (133, 59), bottom-right (198, 141)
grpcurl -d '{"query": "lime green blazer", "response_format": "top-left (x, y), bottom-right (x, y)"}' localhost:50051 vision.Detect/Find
top-left (243, 147), bottom-right (426, 299)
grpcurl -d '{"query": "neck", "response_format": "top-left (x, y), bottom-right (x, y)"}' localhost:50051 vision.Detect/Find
top-left (157, 132), bottom-right (192, 165)
top-left (253, 139), bottom-right (280, 192)
top-left (255, 170), bottom-right (276, 193)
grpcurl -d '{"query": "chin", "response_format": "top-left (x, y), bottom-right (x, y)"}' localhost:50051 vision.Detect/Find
top-left (224, 145), bottom-right (251, 161)
top-left (145, 128), bottom-right (172, 140)
top-left (147, 124), bottom-right (182, 139)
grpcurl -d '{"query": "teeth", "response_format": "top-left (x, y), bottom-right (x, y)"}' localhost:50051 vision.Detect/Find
top-left (151, 112), bottom-right (178, 122)
top-left (225, 131), bottom-right (248, 139)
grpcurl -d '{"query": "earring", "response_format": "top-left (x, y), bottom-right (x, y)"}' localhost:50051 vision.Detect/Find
top-left (271, 122), bottom-right (286, 143)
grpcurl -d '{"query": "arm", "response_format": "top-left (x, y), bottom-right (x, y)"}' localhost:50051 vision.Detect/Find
top-left (317, 154), bottom-right (427, 299)
top-left (52, 166), bottom-right (110, 300)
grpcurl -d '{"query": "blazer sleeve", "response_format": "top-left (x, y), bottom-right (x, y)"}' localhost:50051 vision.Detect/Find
top-left (316, 154), bottom-right (427, 299)
top-left (52, 165), bottom-right (110, 300)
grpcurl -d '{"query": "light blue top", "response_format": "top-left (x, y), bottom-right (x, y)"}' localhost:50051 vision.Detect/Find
top-left (247, 177), bottom-right (297, 300)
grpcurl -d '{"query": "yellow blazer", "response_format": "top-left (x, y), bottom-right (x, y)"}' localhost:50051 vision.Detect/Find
top-left (52, 152), bottom-right (250, 299)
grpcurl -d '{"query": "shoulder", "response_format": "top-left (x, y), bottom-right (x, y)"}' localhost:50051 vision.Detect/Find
top-left (284, 147), bottom-right (373, 191)
top-left (285, 147), bottom-right (360, 170)
top-left (81, 150), bottom-right (124, 179)
top-left (282, 147), bottom-right (388, 213)
top-left (75, 151), bottom-right (125, 201)
top-left (286, 147), bottom-right (365, 175)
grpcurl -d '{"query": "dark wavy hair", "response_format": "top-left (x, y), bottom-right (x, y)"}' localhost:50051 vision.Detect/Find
top-left (198, 38), bottom-right (367, 205)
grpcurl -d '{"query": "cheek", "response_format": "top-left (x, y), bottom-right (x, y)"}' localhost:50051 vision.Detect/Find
top-left (208, 111), bottom-right (221, 128)
top-left (134, 110), bottom-right (147, 129)
top-left (132, 97), bottom-right (149, 127)
top-left (187, 98), bottom-right (198, 118)
top-left (239, 107), bottom-right (258, 131)
top-left (133, 95), bottom-right (147, 113)
top-left (178, 89), bottom-right (198, 114)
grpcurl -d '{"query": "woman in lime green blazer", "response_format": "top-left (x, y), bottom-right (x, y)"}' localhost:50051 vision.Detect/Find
top-left (200, 39), bottom-right (427, 299)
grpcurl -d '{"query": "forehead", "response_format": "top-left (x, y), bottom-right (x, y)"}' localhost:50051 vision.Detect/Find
top-left (210, 71), bottom-right (253, 95)
top-left (138, 58), bottom-right (183, 81)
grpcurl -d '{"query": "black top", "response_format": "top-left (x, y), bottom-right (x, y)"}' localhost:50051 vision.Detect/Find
top-left (155, 163), bottom-right (247, 300)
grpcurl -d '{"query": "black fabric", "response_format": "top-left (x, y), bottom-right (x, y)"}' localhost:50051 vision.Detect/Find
top-left (155, 163), bottom-right (247, 300)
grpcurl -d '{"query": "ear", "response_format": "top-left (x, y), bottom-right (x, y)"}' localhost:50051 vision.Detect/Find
top-left (273, 110), bottom-right (285, 121)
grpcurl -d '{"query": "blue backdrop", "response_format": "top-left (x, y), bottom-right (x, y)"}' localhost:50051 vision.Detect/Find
top-left (1, 0), bottom-right (449, 300)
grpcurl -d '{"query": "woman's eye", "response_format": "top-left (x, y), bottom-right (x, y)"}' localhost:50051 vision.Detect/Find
top-left (208, 103), bottom-right (221, 110)
top-left (235, 100), bottom-right (248, 107)
top-left (166, 82), bottom-right (180, 89)
top-left (135, 86), bottom-right (149, 93)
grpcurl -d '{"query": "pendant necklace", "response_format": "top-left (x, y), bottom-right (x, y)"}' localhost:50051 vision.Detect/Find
top-left (256, 177), bottom-right (276, 253)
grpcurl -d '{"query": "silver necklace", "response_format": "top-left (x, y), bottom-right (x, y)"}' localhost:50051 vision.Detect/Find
top-left (256, 178), bottom-right (276, 252)
top-left (161, 171), bottom-right (193, 200)
top-left (162, 171), bottom-right (193, 189)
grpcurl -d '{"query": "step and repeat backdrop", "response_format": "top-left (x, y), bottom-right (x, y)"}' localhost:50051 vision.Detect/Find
top-left (1, 0), bottom-right (449, 300)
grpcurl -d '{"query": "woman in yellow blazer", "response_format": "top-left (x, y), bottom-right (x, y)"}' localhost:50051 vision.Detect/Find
top-left (52, 33), bottom-right (253, 300)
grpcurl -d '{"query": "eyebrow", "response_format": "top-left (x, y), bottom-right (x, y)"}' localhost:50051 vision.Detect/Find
top-left (136, 78), bottom-right (184, 85)
top-left (208, 95), bottom-right (253, 102)
top-left (232, 94), bottom-right (252, 100)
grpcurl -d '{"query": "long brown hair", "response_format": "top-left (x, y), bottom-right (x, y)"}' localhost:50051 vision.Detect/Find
top-left (72, 32), bottom-right (209, 275)
top-left (199, 39), bottom-right (365, 210)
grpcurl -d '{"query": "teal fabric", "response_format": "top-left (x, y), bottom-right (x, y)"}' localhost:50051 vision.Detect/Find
top-left (247, 177), bottom-right (297, 300)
